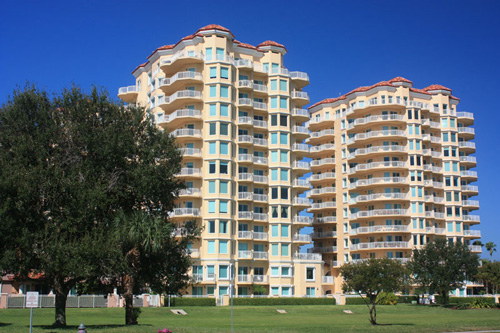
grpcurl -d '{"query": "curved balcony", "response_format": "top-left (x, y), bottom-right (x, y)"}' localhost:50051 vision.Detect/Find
top-left (348, 130), bottom-right (406, 145)
top-left (291, 90), bottom-right (309, 106)
top-left (461, 185), bottom-right (479, 195)
top-left (347, 114), bottom-right (405, 131)
top-left (292, 143), bottom-right (310, 156)
top-left (238, 80), bottom-right (253, 90)
top-left (349, 161), bottom-right (407, 175)
top-left (253, 84), bottom-right (268, 96)
top-left (253, 156), bottom-right (268, 165)
top-left (238, 251), bottom-right (253, 260)
top-left (254, 194), bottom-right (268, 202)
top-left (254, 102), bottom-right (268, 112)
top-left (292, 108), bottom-right (310, 122)
top-left (159, 71), bottom-right (203, 94)
top-left (292, 126), bottom-right (309, 140)
top-left (313, 216), bottom-right (336, 224)
top-left (238, 173), bottom-right (254, 182)
top-left (469, 245), bottom-right (482, 253)
top-left (254, 213), bottom-right (268, 222)
top-left (463, 230), bottom-right (481, 238)
top-left (349, 176), bottom-right (407, 190)
top-left (253, 138), bottom-right (267, 147)
top-left (463, 215), bottom-right (480, 224)
top-left (254, 232), bottom-right (268, 241)
top-left (238, 116), bottom-right (254, 127)
top-left (308, 116), bottom-right (335, 130)
top-left (460, 170), bottom-right (478, 181)
top-left (159, 90), bottom-right (203, 113)
top-left (238, 98), bottom-right (253, 109)
top-left (235, 58), bottom-right (253, 69)
top-left (293, 179), bottom-right (311, 190)
top-left (352, 193), bottom-right (408, 204)
top-left (179, 187), bottom-right (201, 198)
top-left (458, 127), bottom-right (475, 139)
top-left (237, 230), bottom-right (253, 239)
top-left (309, 201), bottom-right (336, 212)
top-left (293, 161), bottom-right (310, 173)
top-left (307, 129), bottom-right (335, 145)
top-left (458, 141), bottom-right (476, 153)
top-left (350, 225), bottom-right (410, 236)
top-left (159, 109), bottom-right (202, 128)
top-left (176, 168), bottom-right (202, 178)
top-left (310, 143), bottom-right (335, 157)
top-left (293, 233), bottom-right (312, 243)
top-left (171, 128), bottom-right (202, 142)
top-left (457, 112), bottom-right (474, 126)
top-left (350, 209), bottom-right (408, 220)
top-left (238, 211), bottom-right (253, 220)
top-left (118, 85), bottom-right (139, 103)
top-left (431, 150), bottom-right (442, 160)
top-left (293, 253), bottom-right (322, 261)
top-left (462, 200), bottom-right (479, 210)
top-left (254, 251), bottom-right (269, 260)
top-left (308, 246), bottom-right (337, 254)
top-left (238, 154), bottom-right (254, 164)
top-left (160, 50), bottom-right (204, 75)
top-left (310, 158), bottom-right (335, 169)
top-left (349, 145), bottom-right (407, 159)
top-left (350, 241), bottom-right (410, 251)
top-left (180, 148), bottom-right (202, 159)
top-left (238, 135), bottom-right (254, 146)
top-left (312, 231), bottom-right (337, 239)
top-left (169, 208), bottom-right (201, 218)
top-left (459, 156), bottom-right (477, 167)
top-left (238, 192), bottom-right (253, 201)
top-left (254, 175), bottom-right (268, 184)
top-left (289, 71), bottom-right (309, 88)
top-left (293, 197), bottom-right (311, 208)
top-left (309, 187), bottom-right (336, 198)
top-left (253, 119), bottom-right (268, 130)
top-left (310, 172), bottom-right (335, 184)
top-left (292, 215), bottom-right (313, 225)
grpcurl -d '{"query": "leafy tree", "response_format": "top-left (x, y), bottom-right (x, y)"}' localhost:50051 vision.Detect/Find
top-left (408, 239), bottom-right (480, 305)
top-left (0, 85), bottom-right (191, 326)
top-left (485, 242), bottom-right (497, 261)
top-left (472, 240), bottom-right (484, 247)
top-left (339, 258), bottom-right (409, 325)
top-left (476, 260), bottom-right (500, 294)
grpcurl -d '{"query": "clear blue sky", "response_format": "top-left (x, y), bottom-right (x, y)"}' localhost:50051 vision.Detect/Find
top-left (1, 0), bottom-right (499, 260)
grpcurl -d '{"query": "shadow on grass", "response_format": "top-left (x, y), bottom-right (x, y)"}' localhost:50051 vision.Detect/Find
top-left (34, 324), bottom-right (153, 331)
top-left (0, 323), bottom-right (12, 327)
top-left (376, 323), bottom-right (415, 326)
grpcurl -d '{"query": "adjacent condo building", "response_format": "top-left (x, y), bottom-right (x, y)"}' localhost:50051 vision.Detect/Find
top-left (308, 78), bottom-right (480, 294)
top-left (118, 25), bottom-right (480, 297)
top-left (118, 25), bottom-right (331, 298)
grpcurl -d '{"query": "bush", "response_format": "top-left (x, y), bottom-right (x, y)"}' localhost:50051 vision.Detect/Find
top-left (168, 297), bottom-right (215, 306)
top-left (397, 295), bottom-right (418, 304)
top-left (471, 298), bottom-right (492, 309)
top-left (233, 297), bottom-right (336, 306)
top-left (434, 296), bottom-right (495, 307)
top-left (377, 292), bottom-right (398, 305)
top-left (345, 297), bottom-right (366, 305)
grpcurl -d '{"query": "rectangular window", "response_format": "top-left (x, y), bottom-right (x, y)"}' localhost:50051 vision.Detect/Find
top-left (271, 97), bottom-right (278, 109)
top-left (208, 201), bottom-right (216, 213)
top-left (220, 104), bottom-right (229, 117)
top-left (279, 79), bottom-right (287, 91)
top-left (219, 241), bottom-right (228, 254)
top-left (220, 123), bottom-right (228, 135)
top-left (205, 48), bottom-right (212, 61)
top-left (280, 169), bottom-right (288, 181)
top-left (208, 220), bottom-right (215, 233)
top-left (208, 181), bottom-right (216, 194)
top-left (219, 265), bottom-right (228, 279)
top-left (220, 67), bottom-right (229, 79)
top-left (220, 162), bottom-right (228, 174)
top-left (220, 201), bottom-right (228, 213)
top-left (271, 169), bottom-right (278, 181)
top-left (220, 142), bottom-right (228, 155)
top-left (280, 97), bottom-right (287, 109)
top-left (271, 133), bottom-right (278, 144)
top-left (271, 244), bottom-right (279, 256)
top-left (216, 47), bottom-right (224, 60)
top-left (281, 225), bottom-right (289, 237)
top-left (220, 85), bottom-right (229, 98)
top-left (219, 221), bottom-right (228, 233)
top-left (209, 123), bottom-right (216, 135)
top-left (280, 133), bottom-right (288, 144)
top-left (306, 267), bottom-right (315, 280)
top-left (271, 287), bottom-right (279, 296)
top-left (209, 162), bottom-right (216, 174)
top-left (281, 267), bottom-right (291, 277)
top-left (280, 151), bottom-right (288, 163)
top-left (271, 225), bottom-right (279, 237)
top-left (209, 67), bottom-right (217, 79)
top-left (270, 79), bottom-right (277, 91)
top-left (209, 142), bottom-right (216, 155)
top-left (271, 266), bottom-right (279, 276)
top-left (209, 104), bottom-right (216, 116)
top-left (271, 150), bottom-right (278, 162)
top-left (281, 244), bottom-right (289, 256)
top-left (220, 181), bottom-right (228, 194)
top-left (208, 240), bottom-right (215, 254)
top-left (209, 85), bottom-right (217, 97)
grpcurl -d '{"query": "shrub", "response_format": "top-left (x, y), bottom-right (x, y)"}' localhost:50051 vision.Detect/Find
top-left (168, 297), bottom-right (215, 306)
top-left (397, 295), bottom-right (418, 304)
top-left (471, 298), bottom-right (492, 309)
top-left (434, 296), bottom-right (495, 307)
top-left (233, 297), bottom-right (336, 306)
top-left (377, 292), bottom-right (398, 305)
top-left (345, 297), bottom-right (366, 305)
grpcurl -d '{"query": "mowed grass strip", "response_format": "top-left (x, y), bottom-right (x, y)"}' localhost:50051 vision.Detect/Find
top-left (0, 304), bottom-right (499, 332)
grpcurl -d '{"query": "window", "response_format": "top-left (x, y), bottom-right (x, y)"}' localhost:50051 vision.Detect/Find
top-left (280, 169), bottom-right (288, 181)
top-left (220, 123), bottom-right (228, 135)
top-left (220, 104), bottom-right (229, 117)
top-left (209, 162), bottom-right (216, 174)
top-left (216, 47), bottom-right (224, 60)
top-left (219, 265), bottom-right (228, 279)
top-left (219, 221), bottom-right (228, 233)
top-left (271, 133), bottom-right (278, 144)
top-left (209, 67), bottom-right (217, 79)
top-left (209, 104), bottom-right (216, 116)
top-left (271, 115), bottom-right (277, 126)
top-left (271, 188), bottom-right (278, 199)
top-left (280, 133), bottom-right (288, 144)
top-left (220, 67), bottom-right (229, 79)
top-left (208, 201), bottom-right (216, 213)
top-left (280, 79), bottom-right (287, 91)
top-left (209, 142), bottom-right (216, 154)
top-left (220, 181), bottom-right (228, 194)
top-left (208, 181), bottom-right (216, 194)
top-left (271, 97), bottom-right (278, 109)
top-left (280, 151), bottom-right (288, 163)
top-left (272, 244), bottom-right (279, 256)
top-left (220, 85), bottom-right (229, 98)
top-left (280, 115), bottom-right (287, 126)
top-left (205, 48), bottom-right (212, 61)
top-left (271, 151), bottom-right (278, 162)
top-left (281, 244), bottom-right (289, 256)
top-left (306, 287), bottom-right (315, 297)
top-left (208, 220), bottom-right (215, 233)
top-left (209, 85), bottom-right (216, 97)
top-left (271, 287), bottom-right (279, 296)
top-left (270, 79), bottom-right (277, 91)
top-left (219, 240), bottom-right (228, 254)
top-left (280, 97), bottom-right (287, 109)
top-left (306, 267), bottom-right (315, 281)
top-left (271, 266), bottom-right (279, 276)
top-left (281, 287), bottom-right (290, 296)
top-left (220, 201), bottom-right (228, 213)
top-left (281, 187), bottom-right (288, 199)
top-left (271, 225), bottom-right (279, 237)
top-left (220, 142), bottom-right (228, 155)
top-left (281, 267), bottom-right (291, 276)
top-left (220, 162), bottom-right (228, 174)
top-left (209, 123), bottom-right (216, 135)
top-left (208, 240), bottom-right (215, 254)
top-left (271, 169), bottom-right (278, 180)
top-left (281, 225), bottom-right (289, 237)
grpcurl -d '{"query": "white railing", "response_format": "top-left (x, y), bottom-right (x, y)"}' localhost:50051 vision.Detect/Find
top-left (310, 143), bottom-right (335, 153)
top-left (350, 225), bottom-right (409, 235)
top-left (292, 143), bottom-right (310, 152)
top-left (291, 91), bottom-right (309, 99)
top-left (254, 251), bottom-right (268, 259)
top-left (293, 161), bottom-right (310, 170)
top-left (170, 208), bottom-right (201, 217)
top-left (254, 175), bottom-right (268, 183)
top-left (463, 200), bottom-right (479, 207)
top-left (167, 109), bottom-right (202, 121)
top-left (457, 112), bottom-right (474, 119)
top-left (349, 145), bottom-right (406, 158)
top-left (349, 161), bottom-right (406, 174)
top-left (254, 194), bottom-right (268, 202)
top-left (350, 209), bottom-right (407, 219)
top-left (253, 156), bottom-right (268, 164)
top-left (254, 232), bottom-right (268, 240)
top-left (160, 71), bottom-right (202, 87)
top-left (238, 80), bottom-right (253, 89)
top-left (463, 215), bottom-right (480, 222)
top-left (469, 245), bottom-right (482, 252)
top-left (238, 231), bottom-right (253, 239)
top-left (349, 177), bottom-right (407, 189)
top-left (238, 211), bottom-right (253, 219)
top-left (353, 193), bottom-right (408, 202)
top-left (461, 170), bottom-right (478, 178)
top-left (238, 192), bottom-right (253, 200)
top-left (314, 216), bottom-right (337, 224)
top-left (460, 156), bottom-right (477, 163)
top-left (293, 197), bottom-right (311, 205)
top-left (458, 127), bottom-right (475, 135)
top-left (310, 202), bottom-right (336, 209)
top-left (293, 179), bottom-right (310, 187)
top-left (238, 116), bottom-right (254, 125)
top-left (253, 120), bottom-right (267, 128)
top-left (293, 215), bottom-right (313, 224)
top-left (309, 246), bottom-right (337, 253)
top-left (350, 241), bottom-right (410, 251)
top-left (464, 230), bottom-right (481, 236)
top-left (312, 231), bottom-right (337, 238)
top-left (176, 168), bottom-right (201, 177)
top-left (290, 71), bottom-right (309, 80)
top-left (172, 128), bottom-right (202, 138)
top-left (309, 129), bottom-right (335, 139)
top-left (349, 130), bottom-right (406, 143)
top-left (292, 126), bottom-right (309, 135)
top-left (309, 187), bottom-right (336, 196)
top-left (252, 275), bottom-right (269, 283)
top-left (161, 50), bottom-right (204, 65)
top-left (459, 142), bottom-right (476, 149)
top-left (180, 148), bottom-right (201, 157)
top-left (322, 276), bottom-right (334, 284)
top-left (238, 251), bottom-right (253, 259)
top-left (238, 135), bottom-right (254, 144)
top-left (238, 98), bottom-right (253, 106)
top-left (118, 85), bottom-right (138, 94)
top-left (293, 253), bottom-right (322, 261)
top-left (238, 154), bottom-right (254, 162)
top-left (293, 234), bottom-right (312, 242)
top-left (235, 58), bottom-right (253, 68)
top-left (254, 213), bottom-right (268, 221)
top-left (238, 173), bottom-right (253, 181)
top-left (292, 108), bottom-right (309, 117)
top-left (253, 84), bottom-right (268, 93)
top-left (254, 102), bottom-right (268, 110)
top-left (351, 114), bottom-right (404, 127)
top-left (310, 172), bottom-right (335, 181)
top-left (311, 158), bottom-right (335, 167)
top-left (253, 138), bottom-right (267, 146)
top-left (179, 188), bottom-right (201, 196)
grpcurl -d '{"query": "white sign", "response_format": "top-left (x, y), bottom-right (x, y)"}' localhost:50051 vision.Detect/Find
top-left (26, 292), bottom-right (39, 308)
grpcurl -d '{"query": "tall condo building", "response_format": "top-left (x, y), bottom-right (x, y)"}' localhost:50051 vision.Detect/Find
top-left (118, 25), bottom-right (332, 297)
top-left (308, 77), bottom-right (480, 295)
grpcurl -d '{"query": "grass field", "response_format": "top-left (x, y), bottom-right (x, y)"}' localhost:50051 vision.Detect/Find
top-left (1, 304), bottom-right (499, 333)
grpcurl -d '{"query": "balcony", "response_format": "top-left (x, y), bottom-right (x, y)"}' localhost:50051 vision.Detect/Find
top-left (252, 275), bottom-right (269, 283)
top-left (309, 187), bottom-right (336, 197)
top-left (237, 274), bottom-right (251, 282)
top-left (238, 251), bottom-right (253, 259)
top-left (238, 230), bottom-right (253, 239)
top-left (348, 130), bottom-right (406, 144)
top-left (457, 112), bottom-right (474, 125)
top-left (159, 109), bottom-right (202, 127)
top-left (254, 175), bottom-right (268, 184)
top-left (291, 90), bottom-right (309, 102)
top-left (352, 193), bottom-right (408, 203)
top-left (310, 202), bottom-right (336, 211)
top-left (237, 135), bottom-right (254, 146)
top-left (313, 216), bottom-right (337, 224)
top-left (159, 90), bottom-right (203, 112)
top-left (169, 208), bottom-right (201, 218)
top-left (253, 138), bottom-right (267, 146)
top-left (309, 246), bottom-right (337, 253)
top-left (238, 211), bottom-right (253, 220)
top-left (462, 200), bottom-right (480, 209)
top-left (349, 161), bottom-right (407, 175)
top-left (238, 80), bottom-right (253, 90)
top-left (461, 185), bottom-right (479, 194)
top-left (292, 215), bottom-right (313, 225)
top-left (179, 188), bottom-right (201, 197)
top-left (254, 232), bottom-right (268, 240)
top-left (322, 276), bottom-right (335, 284)
top-left (312, 231), bottom-right (337, 238)
top-left (160, 50), bottom-right (204, 75)
top-left (253, 84), bottom-right (268, 95)
top-left (292, 143), bottom-right (310, 155)
top-left (238, 173), bottom-right (254, 182)
top-left (292, 108), bottom-right (310, 121)
top-left (310, 158), bottom-right (335, 168)
top-left (118, 85), bottom-right (139, 103)
top-left (189, 248), bottom-right (201, 258)
top-left (254, 194), bottom-right (268, 202)
top-left (460, 156), bottom-right (477, 166)
top-left (307, 129), bottom-right (335, 144)
top-left (310, 143), bottom-right (335, 155)
top-left (350, 241), bottom-right (410, 251)
top-left (238, 116), bottom-right (254, 126)
top-left (458, 127), bottom-right (475, 139)
top-left (463, 230), bottom-right (481, 237)
top-left (350, 209), bottom-right (408, 220)
top-left (349, 176), bottom-right (407, 189)
top-left (349, 145), bottom-right (407, 159)
top-left (253, 119), bottom-right (267, 129)
top-left (238, 154), bottom-right (254, 164)
top-left (235, 58), bottom-right (253, 69)
top-left (469, 245), bottom-right (482, 253)
top-left (159, 71), bottom-right (203, 94)
top-left (348, 114), bottom-right (405, 129)
top-left (176, 168), bottom-right (202, 178)
top-left (293, 179), bottom-right (311, 189)
top-left (238, 192), bottom-right (253, 201)
top-left (238, 98), bottom-right (253, 108)
top-left (310, 172), bottom-right (335, 182)
top-left (253, 156), bottom-right (268, 165)
top-left (171, 128), bottom-right (202, 140)
top-left (293, 161), bottom-right (310, 172)
top-left (289, 71), bottom-right (310, 88)
top-left (254, 102), bottom-right (268, 111)
top-left (460, 170), bottom-right (478, 179)
top-left (458, 141), bottom-right (476, 152)
top-left (293, 253), bottom-right (322, 261)
top-left (350, 225), bottom-right (409, 235)
top-left (254, 213), bottom-right (268, 221)
top-left (293, 234), bottom-right (312, 242)
top-left (293, 197), bottom-right (311, 207)
top-left (180, 148), bottom-right (202, 158)
top-left (292, 126), bottom-right (309, 139)
top-left (254, 251), bottom-right (268, 260)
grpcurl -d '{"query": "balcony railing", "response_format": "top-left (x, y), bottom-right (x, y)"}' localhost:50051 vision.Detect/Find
top-left (349, 145), bottom-right (406, 158)
top-left (314, 216), bottom-right (337, 224)
top-left (238, 116), bottom-right (254, 125)
top-left (293, 161), bottom-right (310, 170)
top-left (350, 241), bottom-right (410, 251)
top-left (310, 143), bottom-right (335, 153)
top-left (349, 176), bottom-right (407, 189)
top-left (293, 253), bottom-right (322, 260)
top-left (310, 172), bottom-right (335, 181)
top-left (238, 212), bottom-right (253, 219)
top-left (353, 193), bottom-right (408, 203)
top-left (311, 158), bottom-right (335, 167)
top-left (289, 71), bottom-right (309, 81)
top-left (309, 246), bottom-right (337, 253)
top-left (349, 130), bottom-right (406, 143)
top-left (292, 143), bottom-right (310, 152)
top-left (293, 215), bottom-right (313, 224)
top-left (463, 215), bottom-right (480, 222)
top-left (254, 175), bottom-right (268, 183)
top-left (170, 208), bottom-right (201, 217)
top-left (118, 85), bottom-right (138, 94)
top-left (459, 142), bottom-right (476, 149)
top-left (293, 234), bottom-right (312, 242)
top-left (238, 135), bottom-right (254, 144)
top-left (460, 170), bottom-right (478, 178)
top-left (254, 213), bottom-right (268, 221)
top-left (349, 161), bottom-right (406, 174)
top-left (179, 188), bottom-right (201, 196)
top-left (310, 202), bottom-right (336, 209)
top-left (253, 156), bottom-right (268, 164)
top-left (253, 84), bottom-right (268, 93)
top-left (458, 127), bottom-right (475, 135)
top-left (312, 231), bottom-right (337, 238)
top-left (349, 114), bottom-right (404, 128)
top-left (180, 148), bottom-right (201, 157)
top-left (238, 251), bottom-right (253, 259)
top-left (238, 192), bottom-right (253, 200)
top-left (254, 251), bottom-right (268, 259)
top-left (176, 168), bottom-right (201, 177)
top-left (350, 209), bottom-right (407, 219)
top-left (292, 108), bottom-right (309, 117)
top-left (350, 225), bottom-right (409, 235)
top-left (238, 173), bottom-right (253, 181)
top-left (293, 197), bottom-right (311, 206)
top-left (309, 129), bottom-right (335, 139)
top-left (322, 276), bottom-right (334, 284)
top-left (309, 187), bottom-right (336, 196)
top-left (171, 128), bottom-right (202, 138)
top-left (292, 126), bottom-right (309, 135)
top-left (238, 154), bottom-right (254, 162)
top-left (238, 231), bottom-right (253, 239)
top-left (291, 91), bottom-right (309, 100)
top-left (160, 71), bottom-right (202, 87)
top-left (457, 112), bottom-right (474, 119)
top-left (460, 156), bottom-right (477, 163)
top-left (293, 179), bottom-right (310, 187)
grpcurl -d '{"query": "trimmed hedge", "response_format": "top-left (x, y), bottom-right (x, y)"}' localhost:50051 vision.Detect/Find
top-left (435, 296), bottom-right (495, 306)
top-left (345, 295), bottom-right (418, 305)
top-left (168, 297), bottom-right (215, 306)
top-left (233, 297), bottom-right (336, 306)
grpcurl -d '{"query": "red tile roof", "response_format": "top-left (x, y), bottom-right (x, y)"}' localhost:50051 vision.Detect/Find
top-left (257, 40), bottom-right (287, 52)
top-left (423, 84), bottom-right (452, 92)
top-left (410, 88), bottom-right (431, 95)
top-left (197, 24), bottom-right (234, 37)
top-left (234, 40), bottom-right (257, 50)
top-left (389, 76), bottom-right (413, 84)
top-left (131, 62), bottom-right (147, 74)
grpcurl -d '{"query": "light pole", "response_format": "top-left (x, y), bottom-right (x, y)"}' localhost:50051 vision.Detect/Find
top-left (230, 262), bottom-right (234, 333)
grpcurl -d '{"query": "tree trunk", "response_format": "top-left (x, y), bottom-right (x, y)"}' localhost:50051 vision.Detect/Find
top-left (123, 274), bottom-right (137, 325)
top-left (369, 303), bottom-right (377, 325)
top-left (441, 290), bottom-right (448, 305)
top-left (52, 276), bottom-right (70, 327)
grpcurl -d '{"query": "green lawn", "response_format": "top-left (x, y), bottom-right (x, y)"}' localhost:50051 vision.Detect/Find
top-left (1, 304), bottom-right (499, 333)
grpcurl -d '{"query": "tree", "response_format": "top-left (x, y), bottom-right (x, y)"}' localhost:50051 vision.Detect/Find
top-left (408, 239), bottom-right (480, 305)
top-left (339, 258), bottom-right (409, 325)
top-left (485, 242), bottom-right (497, 261)
top-left (476, 260), bottom-right (500, 294)
top-left (0, 85), bottom-right (189, 326)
